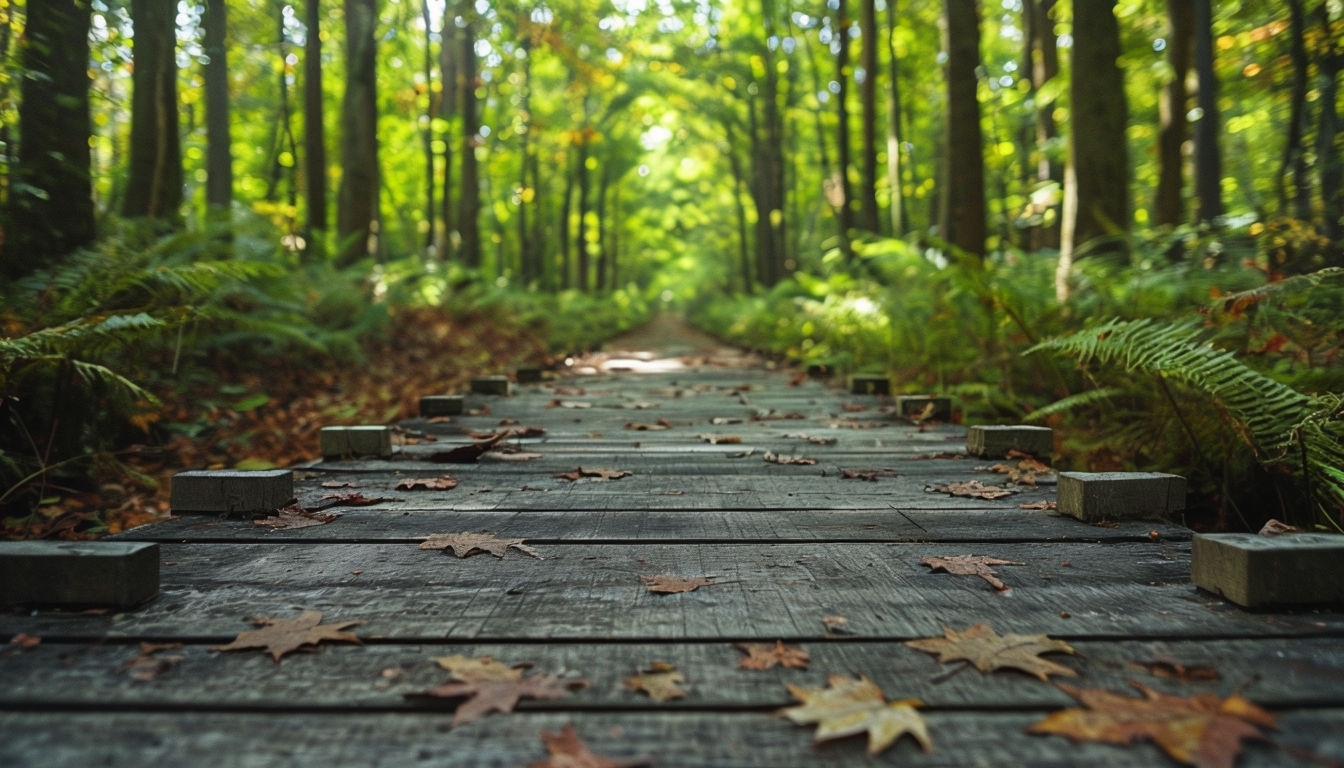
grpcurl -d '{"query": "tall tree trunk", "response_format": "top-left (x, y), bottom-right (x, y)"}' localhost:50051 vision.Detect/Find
top-left (203, 0), bottom-right (233, 222)
top-left (456, 6), bottom-right (482, 268)
top-left (1191, 0), bottom-right (1223, 224)
top-left (303, 0), bottom-right (328, 257)
top-left (725, 126), bottom-right (753, 292)
top-left (516, 38), bottom-right (535, 283)
top-left (833, 0), bottom-right (855, 262)
top-left (757, 0), bottom-right (788, 285)
top-left (438, 4), bottom-right (458, 252)
top-left (939, 0), bottom-right (986, 257)
top-left (124, 0), bottom-right (183, 222)
top-left (1154, 0), bottom-right (1193, 229)
top-left (1022, 0), bottom-right (1059, 249)
top-left (1057, 0), bottom-right (1129, 302)
top-left (6, 0), bottom-right (94, 277)
top-left (885, 0), bottom-right (908, 235)
top-left (1278, 0), bottom-right (1312, 221)
top-left (336, 0), bottom-right (379, 266)
top-left (1317, 5), bottom-right (1343, 243)
top-left (857, 0), bottom-right (880, 233)
top-left (575, 132), bottom-right (592, 292)
top-left (420, 0), bottom-right (436, 253)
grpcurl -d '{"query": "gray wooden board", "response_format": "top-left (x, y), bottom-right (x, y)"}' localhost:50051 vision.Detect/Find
top-left (5, 542), bottom-right (1342, 640)
top-left (362, 450), bottom-right (996, 474)
top-left (3, 637), bottom-right (1342, 709)
top-left (122, 508), bottom-right (1191, 544)
top-left (0, 709), bottom-right (1337, 767)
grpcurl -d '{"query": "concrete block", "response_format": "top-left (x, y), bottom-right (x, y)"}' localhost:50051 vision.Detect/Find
top-left (515, 367), bottom-right (544, 384)
top-left (895, 395), bottom-right (953, 421)
top-left (849, 374), bottom-right (890, 396)
top-left (0, 541), bottom-right (159, 608)
top-left (171, 469), bottom-right (294, 514)
top-left (320, 425), bottom-right (393, 459)
top-left (471, 375), bottom-right (513, 396)
top-left (1192, 532), bottom-right (1344, 608)
top-left (419, 395), bottom-right (464, 417)
top-left (1057, 471), bottom-right (1186, 522)
top-left (966, 425), bottom-right (1054, 458)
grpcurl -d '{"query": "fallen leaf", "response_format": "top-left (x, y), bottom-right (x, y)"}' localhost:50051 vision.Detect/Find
top-left (1258, 518), bottom-right (1301, 536)
top-left (752, 410), bottom-right (806, 421)
top-left (211, 610), bottom-right (362, 662)
top-left (413, 673), bottom-right (588, 727)
top-left (1028, 681), bottom-right (1275, 768)
top-left (483, 450), bottom-right (544, 462)
top-left (821, 615), bottom-right (853, 634)
top-left (905, 624), bottom-right (1077, 681)
top-left (763, 451), bottom-right (817, 466)
top-left (784, 433), bottom-right (838, 445)
top-left (839, 468), bottom-right (899, 481)
top-left (841, 402), bottom-right (869, 412)
top-left (121, 641), bottom-right (184, 682)
top-left (1019, 500), bottom-right (1057, 510)
top-left (428, 433), bottom-right (507, 463)
top-left (777, 674), bottom-right (933, 756)
top-left (433, 653), bottom-right (528, 682)
top-left (320, 481), bottom-right (357, 488)
top-left (925, 480), bottom-right (1016, 499)
top-left (736, 640), bottom-right (810, 670)
top-left (920, 555), bottom-right (1024, 592)
top-left (624, 418), bottom-right (672, 431)
top-left (420, 532), bottom-right (543, 559)
top-left (640, 574), bottom-right (715, 594)
top-left (547, 399), bottom-right (592, 409)
top-left (8, 633), bottom-right (41, 650)
top-left (1129, 659), bottom-right (1221, 683)
top-left (698, 433), bottom-right (742, 444)
top-left (555, 467), bottom-right (633, 481)
top-left (313, 492), bottom-right (396, 508)
top-left (528, 724), bottom-right (653, 768)
top-left (252, 503), bottom-right (340, 530)
top-left (710, 416), bottom-right (743, 425)
top-left (624, 661), bottom-right (687, 701)
top-left (396, 475), bottom-right (459, 491)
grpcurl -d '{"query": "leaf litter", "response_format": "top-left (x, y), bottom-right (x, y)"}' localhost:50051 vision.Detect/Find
top-left (920, 555), bottom-right (1024, 591)
top-left (777, 674), bottom-right (933, 756)
top-left (735, 640), bottom-right (810, 670)
top-left (905, 624), bottom-right (1077, 681)
top-left (211, 610), bottom-right (362, 662)
top-left (527, 724), bottom-right (652, 768)
top-left (420, 532), bottom-right (543, 559)
top-left (624, 661), bottom-right (687, 701)
top-left (409, 653), bottom-right (587, 727)
top-left (640, 574), bottom-right (716, 594)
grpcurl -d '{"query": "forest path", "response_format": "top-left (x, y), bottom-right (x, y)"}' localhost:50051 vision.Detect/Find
top-left (1, 319), bottom-right (1342, 766)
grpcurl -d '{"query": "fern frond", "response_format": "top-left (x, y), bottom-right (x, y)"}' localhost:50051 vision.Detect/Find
top-left (1023, 387), bottom-right (1127, 422)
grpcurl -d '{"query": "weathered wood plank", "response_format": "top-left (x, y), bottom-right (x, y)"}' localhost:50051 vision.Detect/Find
top-left (5, 542), bottom-right (1341, 640)
top-left (0, 709), bottom-right (1335, 767)
top-left (3, 638), bottom-right (1340, 709)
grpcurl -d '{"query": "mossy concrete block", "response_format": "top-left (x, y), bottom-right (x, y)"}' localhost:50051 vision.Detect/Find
top-left (966, 425), bottom-right (1054, 458)
top-left (1192, 532), bottom-right (1344, 608)
top-left (0, 541), bottom-right (159, 608)
top-left (849, 374), bottom-right (890, 396)
top-left (895, 395), bottom-right (953, 421)
top-left (171, 469), bottom-right (294, 514)
top-left (515, 367), bottom-right (544, 384)
top-left (419, 395), bottom-right (464, 417)
top-left (1057, 471), bottom-right (1186, 522)
top-left (320, 425), bottom-right (393, 459)
top-left (471, 375), bottom-right (513, 395)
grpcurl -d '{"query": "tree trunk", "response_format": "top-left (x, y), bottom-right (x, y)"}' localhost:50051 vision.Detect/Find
top-left (303, 0), bottom-right (328, 256)
top-left (833, 0), bottom-right (855, 262)
top-left (885, 0), bottom-right (908, 235)
top-left (420, 0), bottom-right (436, 253)
top-left (1191, 0), bottom-right (1223, 224)
top-left (1317, 4), bottom-right (1343, 243)
top-left (757, 0), bottom-right (788, 285)
top-left (336, 0), bottom-right (379, 266)
top-left (1154, 0), bottom-right (1193, 229)
top-left (857, 0), bottom-right (880, 233)
top-left (203, 0), bottom-right (233, 221)
top-left (123, 0), bottom-right (183, 222)
top-left (456, 5), bottom-right (482, 268)
top-left (1057, 0), bottom-right (1129, 302)
top-left (1278, 0), bottom-right (1311, 221)
top-left (438, 3), bottom-right (457, 252)
top-left (938, 0), bottom-right (986, 257)
top-left (6, 0), bottom-right (94, 277)
top-left (1021, 0), bottom-right (1059, 249)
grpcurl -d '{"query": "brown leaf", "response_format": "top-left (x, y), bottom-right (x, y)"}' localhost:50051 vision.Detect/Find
top-left (624, 661), bottom-right (687, 701)
top-left (211, 610), bottom-right (362, 662)
top-left (763, 451), bottom-right (817, 466)
top-left (528, 724), bottom-right (653, 768)
top-left (428, 433), bottom-right (506, 463)
top-left (547, 399), bottom-right (592, 409)
top-left (314, 492), bottom-right (396, 508)
top-left (640, 574), bottom-right (715, 594)
top-left (926, 480), bottom-right (1016, 499)
top-left (839, 467), bottom-right (899, 481)
top-left (483, 449), bottom-right (544, 462)
top-left (624, 418), bottom-right (672, 431)
top-left (252, 503), bottom-right (340, 530)
top-left (554, 467), bottom-right (633, 481)
top-left (698, 433), bottom-right (743, 444)
top-left (1019, 500), bottom-right (1057, 510)
top-left (736, 640), bottom-right (810, 670)
top-left (420, 532), bottom-right (542, 559)
top-left (1129, 659), bottom-right (1221, 683)
top-left (396, 475), bottom-right (459, 491)
top-left (821, 615), bottom-right (852, 634)
top-left (777, 674), bottom-right (933, 756)
top-left (433, 653), bottom-right (528, 683)
top-left (784, 433), bottom-right (838, 445)
top-left (904, 624), bottom-right (1077, 681)
top-left (412, 673), bottom-right (587, 726)
top-left (710, 416), bottom-right (743, 425)
top-left (8, 633), bottom-right (41, 650)
top-left (1258, 518), bottom-right (1301, 536)
top-left (1028, 682), bottom-right (1276, 768)
top-left (920, 555), bottom-right (1024, 591)
top-left (121, 641), bottom-right (184, 682)
top-left (841, 402), bottom-right (869, 412)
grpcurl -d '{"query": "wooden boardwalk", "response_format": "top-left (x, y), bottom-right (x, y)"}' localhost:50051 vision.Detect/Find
top-left (3, 323), bottom-right (1343, 766)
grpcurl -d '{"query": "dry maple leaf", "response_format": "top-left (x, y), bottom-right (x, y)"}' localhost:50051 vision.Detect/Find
top-left (419, 532), bottom-right (543, 559)
top-left (252, 504), bottom-right (340, 530)
top-left (624, 418), bottom-right (672, 431)
top-left (1019, 499), bottom-right (1057, 510)
top-left (640, 574), bottom-right (715, 594)
top-left (625, 661), bottom-right (687, 701)
top-left (554, 467), bottom-right (633, 481)
top-left (698, 433), bottom-right (743, 444)
top-left (777, 674), bottom-right (933, 756)
top-left (433, 653), bottom-right (528, 683)
top-left (412, 674), bottom-right (588, 726)
top-left (763, 451), bottom-right (817, 466)
top-left (428, 432), bottom-right (507, 463)
top-left (1028, 681), bottom-right (1276, 768)
top-left (396, 475), bottom-right (459, 491)
top-left (211, 610), bottom-right (362, 662)
top-left (925, 480), bottom-right (1016, 499)
top-left (904, 624), bottom-right (1077, 681)
top-left (920, 554), bottom-right (1024, 592)
top-left (529, 724), bottom-right (653, 768)
top-left (735, 640), bottom-right (810, 670)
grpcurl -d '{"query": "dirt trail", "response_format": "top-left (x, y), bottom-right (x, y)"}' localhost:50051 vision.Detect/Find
top-left (569, 313), bottom-right (763, 373)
